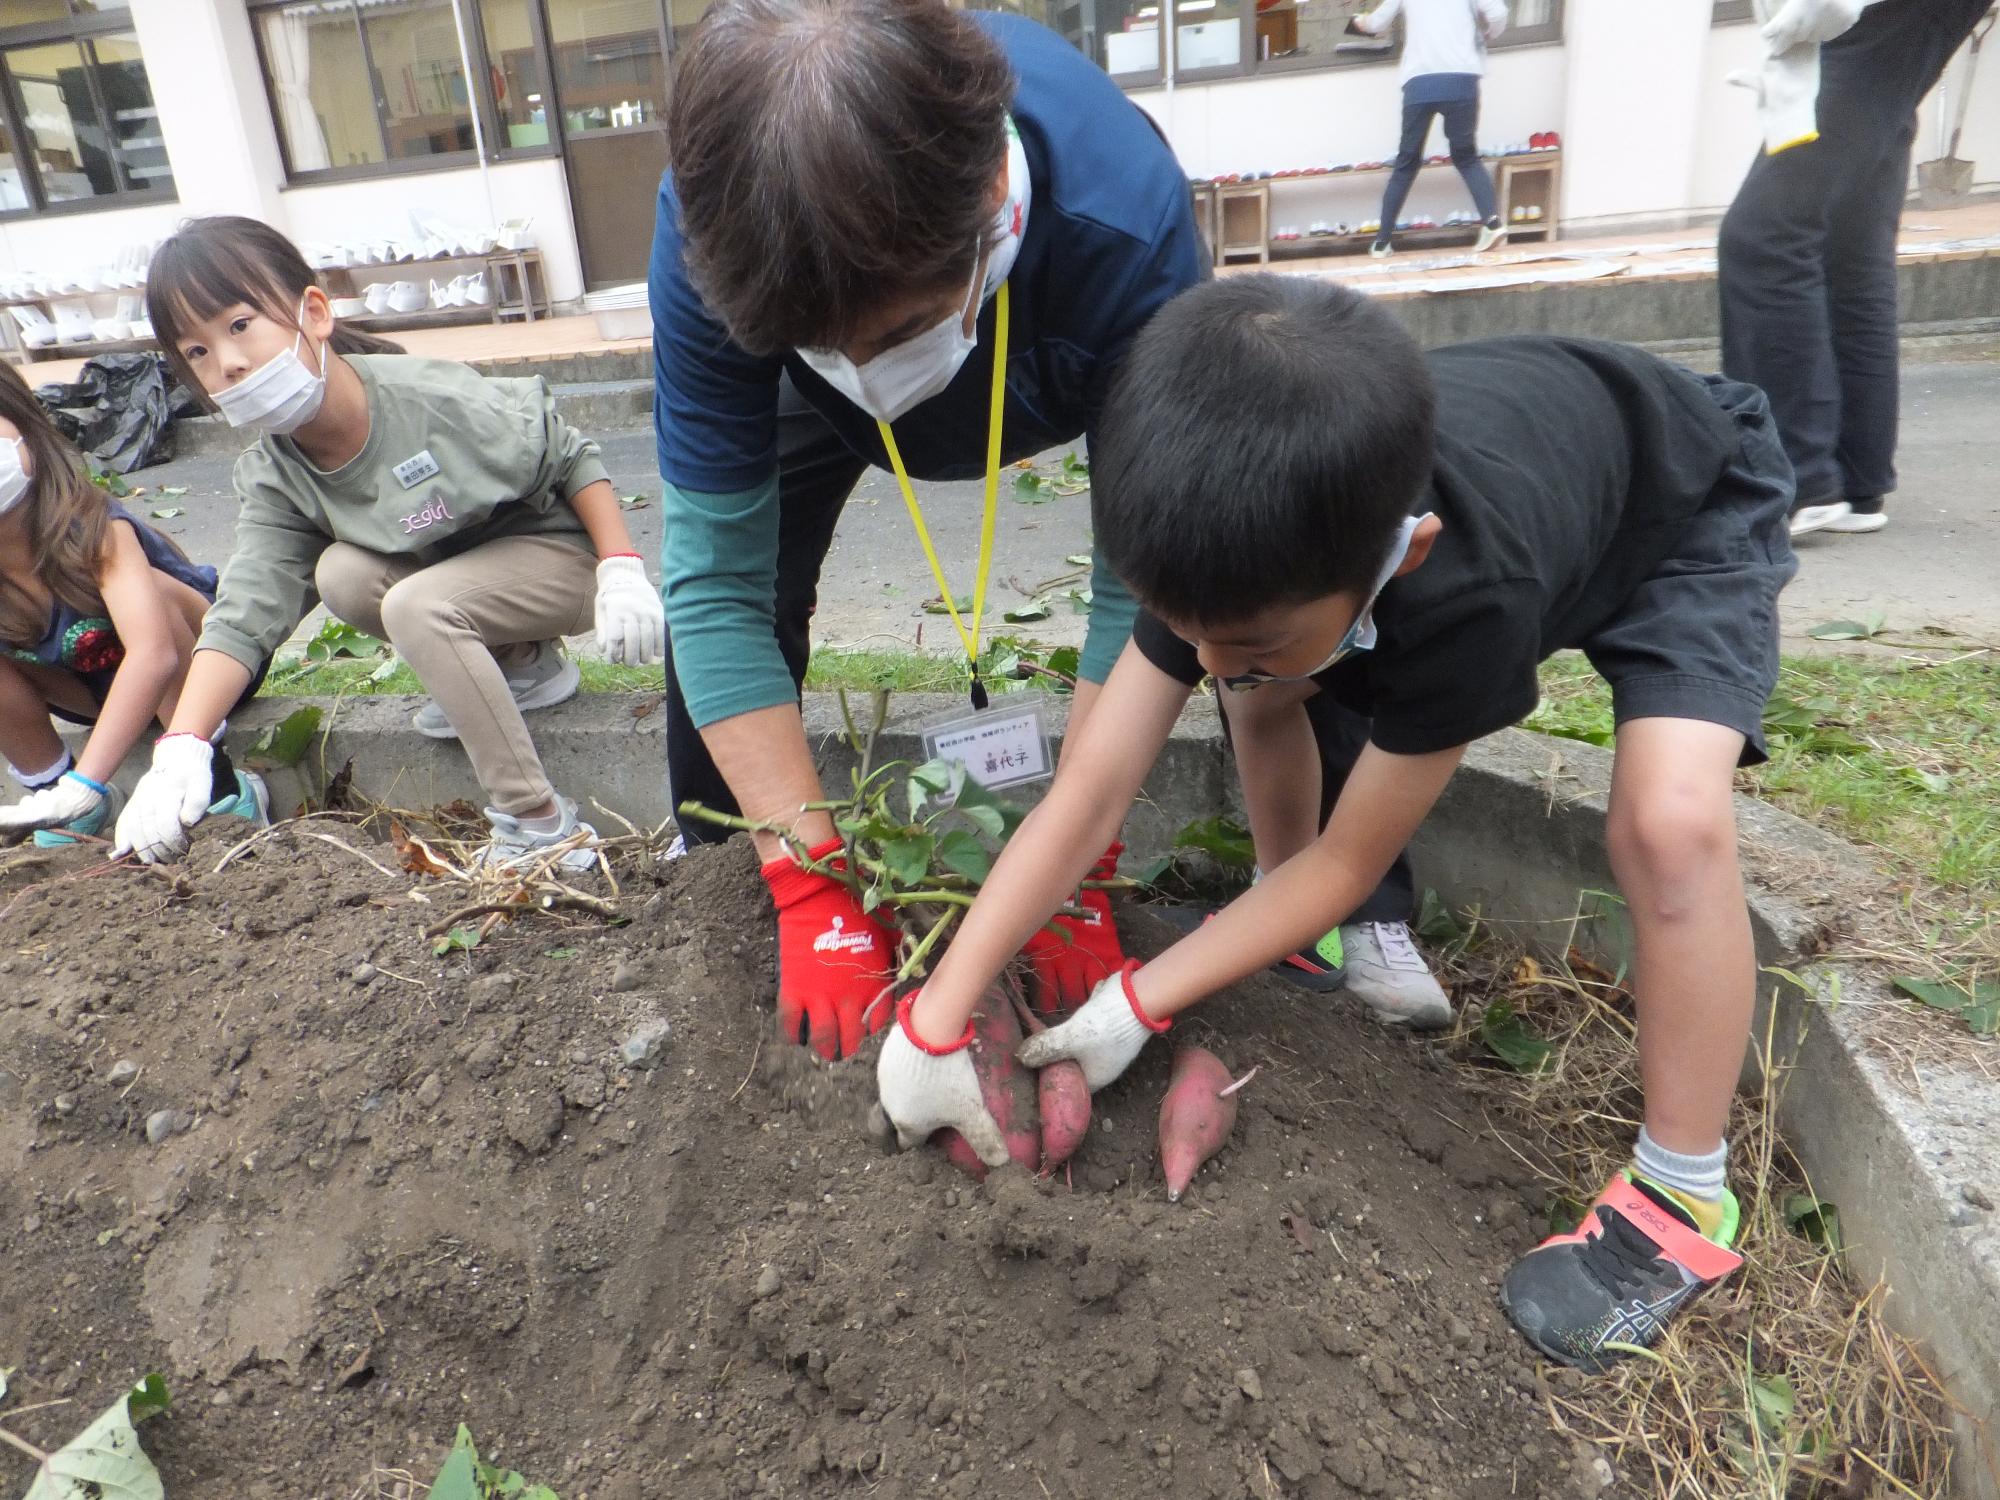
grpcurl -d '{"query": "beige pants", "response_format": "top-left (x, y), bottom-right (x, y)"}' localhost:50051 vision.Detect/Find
top-left (315, 535), bottom-right (595, 815)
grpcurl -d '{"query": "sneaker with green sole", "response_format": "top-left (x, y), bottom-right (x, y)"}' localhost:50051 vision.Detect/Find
top-left (33, 783), bottom-right (126, 849)
top-left (208, 769), bottom-right (272, 827)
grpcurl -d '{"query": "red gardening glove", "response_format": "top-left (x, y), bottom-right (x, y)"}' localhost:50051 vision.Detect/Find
top-left (1022, 841), bottom-right (1126, 1016)
top-left (761, 837), bottom-right (900, 1060)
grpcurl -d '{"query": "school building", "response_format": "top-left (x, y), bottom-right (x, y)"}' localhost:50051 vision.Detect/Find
top-left (0, 0), bottom-right (1992, 317)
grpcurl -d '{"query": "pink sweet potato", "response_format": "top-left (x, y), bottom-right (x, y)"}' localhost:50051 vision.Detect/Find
top-left (934, 984), bottom-right (1042, 1180)
top-left (1158, 1045), bottom-right (1240, 1202)
top-left (1009, 990), bottom-right (1092, 1174)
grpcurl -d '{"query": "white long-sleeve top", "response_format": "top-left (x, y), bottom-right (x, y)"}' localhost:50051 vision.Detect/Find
top-left (1355, 0), bottom-right (1511, 84)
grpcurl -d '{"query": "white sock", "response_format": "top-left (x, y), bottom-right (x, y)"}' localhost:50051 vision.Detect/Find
top-left (9, 748), bottom-right (72, 790)
top-left (517, 807), bottom-right (567, 835)
top-left (1634, 1126), bottom-right (1727, 1202)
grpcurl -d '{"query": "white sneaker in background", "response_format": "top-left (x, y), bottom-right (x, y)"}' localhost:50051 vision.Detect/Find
top-left (1338, 921), bottom-right (1453, 1030)
top-left (1789, 501), bottom-right (1852, 537)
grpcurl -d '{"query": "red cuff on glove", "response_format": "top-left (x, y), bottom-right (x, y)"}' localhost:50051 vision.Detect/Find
top-left (896, 992), bottom-right (975, 1056)
top-left (1116, 960), bottom-right (1172, 1033)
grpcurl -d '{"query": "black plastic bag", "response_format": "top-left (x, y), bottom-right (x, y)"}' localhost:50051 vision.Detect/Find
top-left (33, 352), bottom-right (201, 474)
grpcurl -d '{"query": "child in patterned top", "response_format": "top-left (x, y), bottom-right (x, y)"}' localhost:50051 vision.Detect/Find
top-left (0, 363), bottom-right (269, 849)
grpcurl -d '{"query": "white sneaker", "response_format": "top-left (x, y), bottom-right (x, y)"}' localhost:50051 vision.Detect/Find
top-left (1475, 218), bottom-right (1509, 253)
top-left (412, 641), bottom-right (579, 739)
top-left (477, 794), bottom-right (599, 873)
top-left (1789, 501), bottom-right (1852, 537)
top-left (1339, 921), bottom-right (1452, 1030)
top-left (1821, 506), bottom-right (1887, 534)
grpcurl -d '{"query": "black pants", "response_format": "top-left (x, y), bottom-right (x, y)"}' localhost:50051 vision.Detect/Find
top-left (1717, 0), bottom-right (1988, 510)
top-left (662, 384), bottom-right (1416, 925)
top-left (1379, 88), bottom-right (1497, 236)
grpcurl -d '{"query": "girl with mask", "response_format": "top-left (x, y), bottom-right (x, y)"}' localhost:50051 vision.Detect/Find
top-left (121, 216), bottom-right (665, 869)
top-left (0, 362), bottom-right (269, 848)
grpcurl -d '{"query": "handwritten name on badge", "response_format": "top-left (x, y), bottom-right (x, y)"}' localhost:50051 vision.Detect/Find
top-left (401, 496), bottom-right (454, 534)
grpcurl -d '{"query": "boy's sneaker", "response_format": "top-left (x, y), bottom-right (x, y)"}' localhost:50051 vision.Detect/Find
top-left (413, 641), bottom-right (579, 740)
top-left (1276, 925), bottom-right (1349, 993)
top-left (1340, 921), bottom-right (1452, 1028)
top-left (1474, 217), bottom-right (1509, 253)
top-left (208, 769), bottom-right (272, 827)
top-left (1501, 1172), bottom-right (1743, 1372)
top-left (33, 783), bottom-right (125, 849)
top-left (477, 795), bottom-right (599, 873)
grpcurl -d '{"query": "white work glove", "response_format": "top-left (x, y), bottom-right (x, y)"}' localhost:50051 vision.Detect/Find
top-left (0, 773), bottom-right (104, 846)
top-left (1729, 49), bottom-right (1821, 155)
top-left (113, 735), bottom-right (214, 864)
top-left (1016, 961), bottom-right (1169, 1091)
top-left (593, 554), bottom-right (665, 667)
top-left (875, 994), bottom-right (1011, 1168)
top-left (1758, 0), bottom-right (1866, 55)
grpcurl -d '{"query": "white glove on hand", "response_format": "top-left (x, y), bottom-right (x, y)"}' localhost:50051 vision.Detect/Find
top-left (1729, 50), bottom-right (1821, 155)
top-left (0, 774), bottom-right (103, 846)
top-left (594, 554), bottom-right (665, 667)
top-left (1016, 962), bottom-right (1168, 1091)
top-left (113, 735), bottom-right (214, 864)
top-left (1759, 0), bottom-right (1865, 55)
top-left (876, 995), bottom-right (1012, 1168)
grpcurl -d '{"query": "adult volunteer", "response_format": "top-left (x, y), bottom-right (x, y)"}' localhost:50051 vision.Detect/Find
top-left (648, 0), bottom-right (1205, 1060)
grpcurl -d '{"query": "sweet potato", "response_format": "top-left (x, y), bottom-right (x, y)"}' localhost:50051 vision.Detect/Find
top-left (934, 983), bottom-right (1042, 1180)
top-left (1009, 990), bottom-right (1092, 1174)
top-left (1158, 1045), bottom-right (1239, 1202)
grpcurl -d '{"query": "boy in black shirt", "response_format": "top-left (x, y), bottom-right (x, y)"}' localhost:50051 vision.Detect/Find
top-left (874, 275), bottom-right (1797, 1370)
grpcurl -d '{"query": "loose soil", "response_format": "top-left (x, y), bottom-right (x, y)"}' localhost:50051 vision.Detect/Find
top-left (0, 827), bottom-right (1586, 1499)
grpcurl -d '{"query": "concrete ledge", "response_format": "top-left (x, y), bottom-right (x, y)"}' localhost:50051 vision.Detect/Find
top-left (20, 690), bottom-right (1995, 1491)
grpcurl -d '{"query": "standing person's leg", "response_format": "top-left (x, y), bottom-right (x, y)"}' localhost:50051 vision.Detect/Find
top-left (663, 377), bottom-right (868, 847)
top-left (1374, 97), bottom-right (1438, 254)
top-left (1440, 92), bottom-right (1499, 225)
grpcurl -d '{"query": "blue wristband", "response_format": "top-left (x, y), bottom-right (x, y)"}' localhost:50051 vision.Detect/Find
top-left (64, 769), bottom-right (111, 797)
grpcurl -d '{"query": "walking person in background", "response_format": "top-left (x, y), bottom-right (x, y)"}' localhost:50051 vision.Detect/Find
top-left (1348, 0), bottom-right (1511, 258)
top-left (1719, 0), bottom-right (1991, 539)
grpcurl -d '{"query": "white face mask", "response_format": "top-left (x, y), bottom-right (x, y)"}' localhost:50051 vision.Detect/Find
top-left (798, 120), bottom-right (1032, 425)
top-left (0, 437), bottom-right (28, 515)
top-left (1223, 514), bottom-right (1431, 691)
top-left (210, 293), bottom-right (329, 434)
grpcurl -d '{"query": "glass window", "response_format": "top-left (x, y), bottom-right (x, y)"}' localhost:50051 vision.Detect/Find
top-left (257, 2), bottom-right (383, 171)
top-left (0, 109), bottom-right (28, 211)
top-left (1255, 0), bottom-right (1361, 64)
top-left (1095, 1), bottom-right (1165, 76)
top-left (666, 0), bottom-right (712, 65)
top-left (2, 1), bottom-right (73, 24)
top-left (480, 0), bottom-right (550, 147)
top-left (5, 40), bottom-right (98, 203)
top-left (362, 0), bottom-right (475, 161)
top-left (1175, 0), bottom-right (1243, 71)
top-left (87, 32), bottom-right (168, 192)
top-left (545, 0), bottom-right (665, 134)
top-left (71, 1), bottom-right (133, 13)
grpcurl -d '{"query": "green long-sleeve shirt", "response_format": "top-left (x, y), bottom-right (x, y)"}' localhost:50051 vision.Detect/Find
top-left (198, 355), bottom-right (608, 670)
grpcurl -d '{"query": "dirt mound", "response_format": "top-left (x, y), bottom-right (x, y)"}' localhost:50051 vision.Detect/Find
top-left (0, 829), bottom-right (1581, 1498)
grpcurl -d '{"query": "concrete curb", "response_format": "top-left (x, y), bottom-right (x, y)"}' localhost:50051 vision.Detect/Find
top-left (25, 689), bottom-right (1997, 1491)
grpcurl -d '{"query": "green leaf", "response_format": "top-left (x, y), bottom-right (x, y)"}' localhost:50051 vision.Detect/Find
top-left (953, 776), bottom-right (1026, 838)
top-left (879, 831), bottom-right (935, 889)
top-left (543, 947), bottom-right (578, 959)
top-left (1012, 471), bottom-right (1056, 503)
top-left (1172, 816), bottom-right (1255, 869)
top-left (432, 926), bottom-right (482, 957)
top-left (1060, 451), bottom-right (1090, 480)
top-left (1964, 997), bottom-right (2000, 1035)
top-left (23, 1375), bottom-right (170, 1500)
top-left (158, 485), bottom-right (189, 499)
top-left (1480, 998), bottom-right (1552, 1074)
top-left (1748, 1371), bottom-right (1796, 1435)
top-left (1003, 600), bottom-right (1052, 623)
top-left (923, 591), bottom-right (976, 615)
top-left (1893, 975), bottom-right (1971, 1011)
top-left (1784, 1193), bottom-right (1842, 1254)
top-left (1129, 854), bottom-right (1173, 887)
top-left (427, 1426), bottom-right (482, 1500)
top-left (619, 492), bottom-right (651, 508)
top-left (247, 704), bottom-right (323, 769)
top-left (1414, 889), bottom-right (1464, 944)
top-left (955, 802), bottom-right (1006, 840)
top-left (1064, 553), bottom-right (1092, 567)
top-left (1544, 1193), bottom-right (1586, 1236)
top-left (1899, 766), bottom-right (1951, 794)
top-left (148, 506), bottom-right (185, 519)
top-left (1044, 646), bottom-right (1081, 682)
top-left (304, 618), bottom-right (385, 664)
top-left (1807, 619), bottom-right (1877, 641)
top-left (936, 828), bottom-right (993, 883)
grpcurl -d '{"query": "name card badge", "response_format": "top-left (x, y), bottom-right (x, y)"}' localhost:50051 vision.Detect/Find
top-left (393, 449), bottom-right (441, 489)
top-left (922, 701), bottom-right (1053, 792)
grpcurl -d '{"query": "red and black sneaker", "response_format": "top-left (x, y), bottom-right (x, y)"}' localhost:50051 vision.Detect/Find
top-left (1500, 1172), bottom-right (1742, 1372)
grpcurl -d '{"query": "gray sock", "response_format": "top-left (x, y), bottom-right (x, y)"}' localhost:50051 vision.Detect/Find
top-left (1634, 1126), bottom-right (1727, 1201)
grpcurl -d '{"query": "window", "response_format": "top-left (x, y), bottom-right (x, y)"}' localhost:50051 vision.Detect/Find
top-left (544, 0), bottom-right (667, 134)
top-left (1491, 0), bottom-right (1563, 48)
top-left (482, 0), bottom-right (551, 147)
top-left (961, 1), bottom-right (1166, 85)
top-left (0, 5), bottom-right (173, 216)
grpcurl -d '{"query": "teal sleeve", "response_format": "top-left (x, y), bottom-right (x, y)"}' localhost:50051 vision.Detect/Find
top-left (659, 473), bottom-right (799, 728)
top-left (1078, 550), bottom-right (1139, 684)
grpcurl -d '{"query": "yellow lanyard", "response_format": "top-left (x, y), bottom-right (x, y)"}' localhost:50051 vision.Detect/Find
top-left (877, 281), bottom-right (1009, 709)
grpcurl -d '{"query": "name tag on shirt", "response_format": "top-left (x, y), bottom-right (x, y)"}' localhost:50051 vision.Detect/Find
top-left (393, 450), bottom-right (441, 489)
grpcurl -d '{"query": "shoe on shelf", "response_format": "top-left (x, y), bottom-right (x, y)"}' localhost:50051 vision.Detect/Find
top-left (1369, 237), bottom-right (1393, 259)
top-left (1340, 921), bottom-right (1452, 1028)
top-left (1501, 1172), bottom-right (1742, 1372)
top-left (477, 794), bottom-right (600, 873)
top-left (1475, 217), bottom-right (1509, 253)
top-left (412, 640), bottom-right (580, 740)
top-left (208, 768), bottom-right (272, 828)
top-left (33, 783), bottom-right (126, 849)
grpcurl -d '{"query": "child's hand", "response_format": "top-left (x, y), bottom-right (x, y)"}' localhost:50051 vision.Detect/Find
top-left (113, 735), bottom-right (214, 864)
top-left (0, 774), bottom-right (103, 846)
top-left (1016, 961), bottom-right (1169, 1090)
top-left (593, 554), bottom-right (665, 667)
top-left (874, 994), bottom-right (1011, 1166)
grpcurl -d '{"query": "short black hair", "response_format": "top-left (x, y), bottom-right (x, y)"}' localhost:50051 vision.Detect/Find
top-left (1093, 275), bottom-right (1436, 627)
top-left (668, 0), bottom-right (1013, 356)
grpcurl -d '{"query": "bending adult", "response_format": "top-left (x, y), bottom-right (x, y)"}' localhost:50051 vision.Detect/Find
top-left (650, 0), bottom-right (1203, 1059)
top-left (1719, 0), bottom-right (1990, 539)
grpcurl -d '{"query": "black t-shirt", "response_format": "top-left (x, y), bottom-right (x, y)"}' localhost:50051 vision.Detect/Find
top-left (1131, 336), bottom-right (1742, 754)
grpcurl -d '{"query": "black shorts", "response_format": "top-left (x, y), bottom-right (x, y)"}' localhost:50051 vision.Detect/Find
top-left (49, 654), bottom-right (273, 729)
top-left (1580, 371), bottom-right (1799, 765)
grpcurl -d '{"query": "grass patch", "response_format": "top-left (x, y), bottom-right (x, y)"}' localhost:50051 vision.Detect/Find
top-left (261, 656), bottom-right (661, 697)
